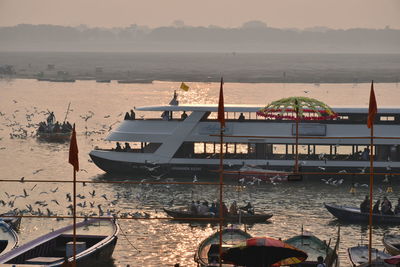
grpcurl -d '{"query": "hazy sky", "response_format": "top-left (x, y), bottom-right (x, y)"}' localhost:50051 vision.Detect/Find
top-left (1, 0), bottom-right (399, 29)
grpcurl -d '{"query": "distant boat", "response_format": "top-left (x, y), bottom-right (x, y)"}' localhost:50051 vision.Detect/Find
top-left (37, 78), bottom-right (76, 83)
top-left (348, 245), bottom-right (391, 267)
top-left (194, 227), bottom-right (252, 267)
top-left (0, 221), bottom-right (19, 257)
top-left (383, 234), bottom-right (400, 256)
top-left (324, 203), bottom-right (400, 224)
top-left (117, 79), bottom-right (153, 84)
top-left (163, 207), bottom-right (273, 224)
top-left (0, 212), bottom-right (22, 231)
top-left (0, 218), bottom-right (119, 266)
top-left (285, 230), bottom-right (339, 267)
top-left (96, 79), bottom-right (111, 83)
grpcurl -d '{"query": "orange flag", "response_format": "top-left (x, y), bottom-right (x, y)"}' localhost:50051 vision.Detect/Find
top-left (367, 80), bottom-right (377, 128)
top-left (217, 77), bottom-right (225, 128)
top-left (69, 124), bottom-right (79, 172)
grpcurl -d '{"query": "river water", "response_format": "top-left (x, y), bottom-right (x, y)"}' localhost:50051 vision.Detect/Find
top-left (0, 79), bottom-right (400, 266)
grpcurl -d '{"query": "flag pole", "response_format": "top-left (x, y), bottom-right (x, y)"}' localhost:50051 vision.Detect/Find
top-left (73, 168), bottom-right (77, 267)
top-left (367, 80), bottom-right (377, 265)
top-left (217, 77), bottom-right (225, 267)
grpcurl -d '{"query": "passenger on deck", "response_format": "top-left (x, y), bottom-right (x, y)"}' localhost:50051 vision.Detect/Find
top-left (372, 199), bottom-right (381, 214)
top-left (130, 109), bottom-right (136, 120)
top-left (124, 142), bottom-right (131, 152)
top-left (47, 112), bottom-right (55, 124)
top-left (360, 195), bottom-right (370, 213)
top-left (238, 113), bottom-right (245, 121)
top-left (198, 201), bottom-right (209, 215)
top-left (240, 202), bottom-right (254, 215)
top-left (190, 201), bottom-right (197, 215)
top-left (53, 122), bottom-right (60, 133)
top-left (181, 111), bottom-right (188, 120)
top-left (381, 196), bottom-right (394, 215)
top-left (115, 142), bottom-right (122, 152)
top-left (161, 111), bottom-right (169, 121)
top-left (229, 201), bottom-right (238, 215)
top-left (38, 122), bottom-right (45, 132)
top-left (124, 112), bottom-right (130, 120)
top-left (209, 202), bottom-right (217, 216)
top-left (394, 198), bottom-right (400, 215)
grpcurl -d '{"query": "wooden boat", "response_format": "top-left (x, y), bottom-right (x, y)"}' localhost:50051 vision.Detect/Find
top-left (285, 230), bottom-right (339, 267)
top-left (0, 212), bottom-right (22, 231)
top-left (348, 245), bottom-right (391, 267)
top-left (0, 217), bottom-right (119, 266)
top-left (324, 203), bottom-right (400, 224)
top-left (194, 227), bottom-right (252, 267)
top-left (0, 221), bottom-right (19, 256)
top-left (37, 131), bottom-right (72, 142)
top-left (383, 234), bottom-right (400, 256)
top-left (163, 207), bottom-right (273, 224)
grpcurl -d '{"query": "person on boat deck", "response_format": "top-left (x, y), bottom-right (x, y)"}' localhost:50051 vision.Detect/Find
top-left (316, 256), bottom-right (326, 267)
top-left (115, 142), bottom-right (122, 152)
top-left (190, 201), bottom-right (197, 215)
top-left (47, 112), bottom-right (55, 124)
top-left (161, 111), bottom-right (169, 121)
top-left (124, 112), bottom-right (130, 120)
top-left (238, 113), bottom-right (245, 121)
top-left (198, 201), bottom-right (209, 215)
top-left (130, 109), bottom-right (135, 120)
top-left (360, 195), bottom-right (370, 213)
top-left (38, 122), bottom-right (45, 132)
top-left (53, 122), bottom-right (61, 133)
top-left (381, 196), bottom-right (394, 215)
top-left (124, 142), bottom-right (131, 152)
top-left (373, 199), bottom-right (381, 214)
top-left (361, 147), bottom-right (370, 160)
top-left (229, 201), bottom-right (238, 215)
top-left (209, 202), bottom-right (217, 215)
top-left (240, 202), bottom-right (254, 215)
top-left (394, 198), bottom-right (400, 214)
top-left (181, 111), bottom-right (188, 120)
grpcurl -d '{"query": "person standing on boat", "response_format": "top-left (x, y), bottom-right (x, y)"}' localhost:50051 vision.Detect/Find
top-left (373, 199), bottom-right (381, 214)
top-left (229, 201), bottom-right (238, 215)
top-left (130, 109), bottom-right (135, 120)
top-left (394, 198), bottom-right (400, 214)
top-left (360, 195), bottom-right (370, 213)
top-left (381, 196), bottom-right (394, 215)
top-left (47, 112), bottom-right (55, 124)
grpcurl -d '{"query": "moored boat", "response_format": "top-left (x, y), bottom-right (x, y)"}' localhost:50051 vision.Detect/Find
top-left (383, 234), bottom-right (400, 256)
top-left (0, 217), bottom-right (119, 266)
top-left (194, 227), bottom-right (252, 267)
top-left (163, 207), bottom-right (272, 224)
top-left (0, 221), bottom-right (19, 257)
top-left (324, 203), bottom-right (400, 224)
top-left (284, 230), bottom-right (339, 267)
top-left (0, 212), bottom-right (22, 231)
top-left (348, 245), bottom-right (391, 267)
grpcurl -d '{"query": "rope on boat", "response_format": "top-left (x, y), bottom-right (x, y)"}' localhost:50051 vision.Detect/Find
top-left (119, 224), bottom-right (140, 253)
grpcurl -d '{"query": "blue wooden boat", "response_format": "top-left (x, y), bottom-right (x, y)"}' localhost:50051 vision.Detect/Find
top-left (0, 221), bottom-right (19, 256)
top-left (194, 227), bottom-right (252, 267)
top-left (0, 217), bottom-right (119, 266)
top-left (324, 203), bottom-right (400, 224)
top-left (348, 245), bottom-right (392, 267)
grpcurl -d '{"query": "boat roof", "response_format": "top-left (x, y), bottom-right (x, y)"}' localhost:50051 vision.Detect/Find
top-left (136, 104), bottom-right (400, 114)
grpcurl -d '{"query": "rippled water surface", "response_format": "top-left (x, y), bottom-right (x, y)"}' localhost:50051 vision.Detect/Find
top-left (0, 79), bottom-right (400, 266)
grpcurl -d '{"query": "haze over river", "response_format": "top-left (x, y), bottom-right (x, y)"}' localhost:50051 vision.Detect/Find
top-left (1, 79), bottom-right (400, 266)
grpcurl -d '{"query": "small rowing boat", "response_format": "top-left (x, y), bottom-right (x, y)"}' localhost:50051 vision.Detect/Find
top-left (163, 207), bottom-right (273, 224)
top-left (0, 217), bottom-right (119, 266)
top-left (348, 245), bottom-right (391, 267)
top-left (0, 221), bottom-right (19, 257)
top-left (194, 227), bottom-right (252, 267)
top-left (324, 203), bottom-right (400, 224)
top-left (383, 234), bottom-right (400, 256)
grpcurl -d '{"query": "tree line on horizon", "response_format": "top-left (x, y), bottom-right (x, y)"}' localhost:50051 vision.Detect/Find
top-left (1, 22), bottom-right (399, 53)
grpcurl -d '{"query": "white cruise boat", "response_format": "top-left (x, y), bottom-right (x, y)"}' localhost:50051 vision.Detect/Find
top-left (89, 104), bottom-right (400, 177)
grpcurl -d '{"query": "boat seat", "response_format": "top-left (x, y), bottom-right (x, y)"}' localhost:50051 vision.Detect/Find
top-left (25, 256), bottom-right (64, 265)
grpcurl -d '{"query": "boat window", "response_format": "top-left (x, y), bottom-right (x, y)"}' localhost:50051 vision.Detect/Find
top-left (380, 116), bottom-right (395, 121)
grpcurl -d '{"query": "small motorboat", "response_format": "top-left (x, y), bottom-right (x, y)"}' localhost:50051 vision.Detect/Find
top-left (0, 212), bottom-right (22, 231)
top-left (285, 229), bottom-right (339, 267)
top-left (0, 217), bottom-right (119, 266)
top-left (194, 227), bottom-right (252, 267)
top-left (348, 245), bottom-right (391, 267)
top-left (325, 203), bottom-right (400, 224)
top-left (0, 220), bottom-right (19, 256)
top-left (163, 207), bottom-right (273, 224)
top-left (383, 234), bottom-right (400, 256)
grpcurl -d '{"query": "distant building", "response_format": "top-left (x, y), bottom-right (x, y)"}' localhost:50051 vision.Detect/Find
top-left (0, 65), bottom-right (16, 75)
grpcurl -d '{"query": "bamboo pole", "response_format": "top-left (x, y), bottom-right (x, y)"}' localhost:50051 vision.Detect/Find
top-left (368, 124), bottom-right (374, 264)
top-left (73, 169), bottom-right (77, 267)
top-left (219, 128), bottom-right (224, 267)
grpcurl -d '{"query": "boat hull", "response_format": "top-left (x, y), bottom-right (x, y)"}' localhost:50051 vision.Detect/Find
top-left (37, 132), bottom-right (71, 142)
top-left (163, 208), bottom-right (272, 224)
top-left (325, 203), bottom-right (400, 224)
top-left (383, 235), bottom-right (400, 256)
top-left (348, 245), bottom-right (391, 267)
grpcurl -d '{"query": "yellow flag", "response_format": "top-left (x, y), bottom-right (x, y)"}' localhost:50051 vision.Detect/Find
top-left (180, 82), bottom-right (189, 91)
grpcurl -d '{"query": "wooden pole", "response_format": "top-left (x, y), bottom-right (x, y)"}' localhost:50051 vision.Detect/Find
top-left (368, 125), bottom-right (374, 264)
top-left (73, 169), bottom-right (77, 267)
top-left (295, 107), bottom-right (299, 174)
top-left (219, 128), bottom-right (224, 267)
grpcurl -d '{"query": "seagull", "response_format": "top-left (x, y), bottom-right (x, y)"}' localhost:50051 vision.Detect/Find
top-left (22, 189), bottom-right (29, 198)
top-left (32, 169), bottom-right (44, 175)
top-left (101, 194), bottom-right (108, 200)
top-left (51, 199), bottom-right (60, 205)
top-left (318, 166), bottom-right (326, 171)
top-left (30, 184), bottom-right (37, 191)
top-left (89, 190), bottom-right (96, 197)
top-left (66, 193), bottom-right (72, 202)
top-left (19, 177), bottom-right (25, 183)
top-left (193, 175), bottom-right (198, 183)
top-left (50, 187), bottom-right (59, 193)
top-left (361, 184), bottom-right (369, 188)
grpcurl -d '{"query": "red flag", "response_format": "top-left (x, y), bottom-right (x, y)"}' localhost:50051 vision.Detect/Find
top-left (217, 77), bottom-right (225, 128)
top-left (69, 124), bottom-right (79, 172)
top-left (367, 80), bottom-right (377, 128)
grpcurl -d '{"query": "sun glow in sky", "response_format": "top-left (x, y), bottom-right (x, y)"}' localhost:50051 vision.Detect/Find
top-left (0, 0), bottom-right (399, 29)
